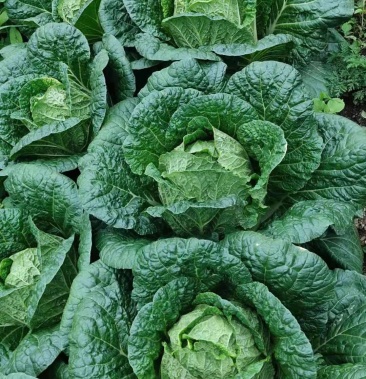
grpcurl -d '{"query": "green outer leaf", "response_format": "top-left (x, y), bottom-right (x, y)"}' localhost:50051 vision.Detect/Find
top-left (77, 214), bottom-right (91, 271)
top-left (132, 237), bottom-right (251, 309)
top-left (211, 34), bottom-right (294, 60)
top-left (99, 0), bottom-right (139, 46)
top-left (68, 266), bottom-right (135, 378)
top-left (0, 221), bottom-right (74, 349)
top-left (162, 13), bottom-right (254, 48)
top-left (30, 245), bottom-right (78, 330)
top-left (78, 99), bottom-right (157, 232)
top-left (102, 34), bottom-right (136, 103)
top-left (226, 61), bottom-right (323, 194)
top-left (10, 118), bottom-right (90, 161)
top-left (146, 195), bottom-right (246, 238)
top-left (236, 119), bottom-right (287, 203)
top-left (289, 114), bottom-right (366, 205)
top-left (123, 87), bottom-right (201, 175)
top-left (5, 326), bottom-right (65, 376)
top-left (306, 225), bottom-right (363, 273)
top-left (60, 260), bottom-right (136, 347)
top-left (0, 374), bottom-right (37, 379)
top-left (35, 154), bottom-right (83, 172)
top-left (0, 74), bottom-right (36, 147)
top-left (97, 228), bottom-right (150, 270)
top-left (318, 302), bottom-right (366, 364)
top-left (134, 33), bottom-right (221, 62)
top-left (257, 0), bottom-right (353, 38)
top-left (0, 208), bottom-right (35, 258)
top-left (89, 49), bottom-right (108, 133)
top-left (263, 200), bottom-right (358, 243)
top-left (297, 60), bottom-right (329, 99)
top-left (219, 231), bottom-right (335, 339)
top-left (128, 278), bottom-right (197, 378)
top-left (138, 58), bottom-right (227, 98)
top-left (123, 0), bottom-right (167, 39)
top-left (315, 270), bottom-right (366, 365)
top-left (0, 344), bottom-right (10, 368)
top-left (27, 23), bottom-right (90, 79)
top-left (73, 0), bottom-right (104, 43)
top-left (237, 282), bottom-right (317, 378)
top-left (0, 48), bottom-right (31, 86)
top-left (318, 363), bottom-right (366, 378)
top-left (4, 0), bottom-right (53, 29)
top-left (4, 164), bottom-right (83, 237)
top-left (325, 270), bottom-right (366, 327)
top-left (166, 93), bottom-right (257, 145)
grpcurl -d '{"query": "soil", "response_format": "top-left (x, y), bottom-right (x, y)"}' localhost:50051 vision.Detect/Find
top-left (340, 94), bottom-right (366, 126)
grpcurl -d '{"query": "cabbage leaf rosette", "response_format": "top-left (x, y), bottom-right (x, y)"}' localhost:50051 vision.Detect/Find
top-left (127, 235), bottom-right (323, 379)
top-left (0, 164), bottom-right (91, 376)
top-left (0, 22), bottom-right (134, 171)
top-left (99, 0), bottom-right (353, 64)
top-left (61, 231), bottom-right (366, 378)
top-left (79, 59), bottom-right (366, 272)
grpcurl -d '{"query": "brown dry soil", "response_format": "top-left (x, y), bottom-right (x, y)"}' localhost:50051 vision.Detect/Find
top-left (340, 98), bottom-right (366, 271)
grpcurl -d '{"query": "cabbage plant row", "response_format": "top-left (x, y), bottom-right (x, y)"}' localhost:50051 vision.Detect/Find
top-left (0, 1), bottom-right (366, 378)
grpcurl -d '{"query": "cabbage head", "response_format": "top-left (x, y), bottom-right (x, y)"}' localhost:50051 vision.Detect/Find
top-left (79, 58), bottom-right (366, 270)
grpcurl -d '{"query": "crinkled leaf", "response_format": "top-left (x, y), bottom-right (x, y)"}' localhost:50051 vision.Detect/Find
top-left (27, 22), bottom-right (90, 80)
top-left (5, 326), bottom-right (65, 376)
top-left (226, 61), bottom-right (323, 194)
top-left (0, 374), bottom-right (37, 379)
top-left (89, 49), bottom-right (108, 133)
top-left (289, 114), bottom-right (366, 205)
top-left (306, 225), bottom-right (363, 273)
top-left (0, 209), bottom-right (35, 258)
top-left (123, 87), bottom-right (201, 175)
top-left (128, 278), bottom-right (197, 378)
top-left (0, 222), bottom-right (73, 349)
top-left (4, 248), bottom-right (40, 288)
top-left (77, 214), bottom-right (91, 271)
top-left (10, 118), bottom-right (91, 162)
top-left (297, 61), bottom-right (330, 98)
top-left (78, 99), bottom-right (158, 233)
top-left (5, 0), bottom-right (53, 29)
top-left (237, 282), bottom-right (317, 378)
top-left (99, 0), bottom-right (139, 46)
top-left (256, 0), bottom-right (353, 41)
top-left (166, 93), bottom-right (257, 147)
top-left (0, 74), bottom-right (36, 147)
top-left (134, 33), bottom-right (220, 62)
top-left (60, 260), bottom-right (136, 345)
top-left (138, 58), bottom-right (227, 98)
top-left (102, 34), bottom-right (135, 103)
top-left (220, 231), bottom-right (335, 339)
top-left (133, 237), bottom-right (251, 308)
top-left (211, 34), bottom-right (294, 61)
top-left (4, 164), bottom-right (83, 237)
top-left (315, 270), bottom-right (366, 365)
top-left (123, 0), bottom-right (166, 39)
top-left (263, 200), bottom-right (358, 244)
top-left (318, 364), bottom-right (366, 378)
top-left (97, 228), bottom-right (150, 269)
top-left (162, 14), bottom-right (254, 48)
top-left (68, 264), bottom-right (136, 379)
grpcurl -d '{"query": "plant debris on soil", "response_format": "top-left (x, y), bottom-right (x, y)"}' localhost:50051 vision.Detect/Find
top-left (340, 96), bottom-right (366, 126)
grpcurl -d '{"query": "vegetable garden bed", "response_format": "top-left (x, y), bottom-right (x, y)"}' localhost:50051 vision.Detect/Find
top-left (0, 1), bottom-right (366, 378)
